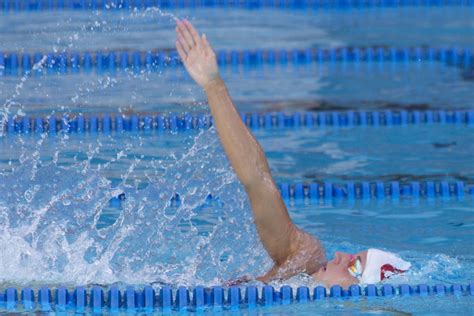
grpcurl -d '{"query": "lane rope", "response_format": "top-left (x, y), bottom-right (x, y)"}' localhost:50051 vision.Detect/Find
top-left (107, 179), bottom-right (474, 208)
top-left (276, 180), bottom-right (474, 200)
top-left (1, 0), bottom-right (474, 12)
top-left (1, 283), bottom-right (473, 312)
top-left (1, 47), bottom-right (472, 76)
top-left (2, 110), bottom-right (474, 135)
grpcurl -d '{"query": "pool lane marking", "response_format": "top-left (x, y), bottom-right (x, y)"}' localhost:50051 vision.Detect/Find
top-left (1, 46), bottom-right (472, 76)
top-left (2, 0), bottom-right (474, 12)
top-left (106, 180), bottom-right (473, 208)
top-left (2, 110), bottom-right (474, 136)
top-left (1, 283), bottom-right (473, 312)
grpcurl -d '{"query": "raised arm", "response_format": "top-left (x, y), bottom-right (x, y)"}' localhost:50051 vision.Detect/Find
top-left (175, 20), bottom-right (326, 277)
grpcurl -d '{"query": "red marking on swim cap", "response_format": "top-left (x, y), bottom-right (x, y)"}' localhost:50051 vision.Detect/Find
top-left (380, 264), bottom-right (406, 280)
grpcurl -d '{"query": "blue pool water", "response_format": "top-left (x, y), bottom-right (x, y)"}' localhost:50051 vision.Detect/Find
top-left (2, 125), bottom-right (474, 183)
top-left (1, 4), bottom-right (474, 315)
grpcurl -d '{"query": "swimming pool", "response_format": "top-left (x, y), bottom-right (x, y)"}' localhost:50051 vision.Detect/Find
top-left (1, 3), bottom-right (474, 314)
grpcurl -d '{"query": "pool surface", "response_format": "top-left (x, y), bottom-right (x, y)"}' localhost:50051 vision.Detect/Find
top-left (1, 3), bottom-right (474, 315)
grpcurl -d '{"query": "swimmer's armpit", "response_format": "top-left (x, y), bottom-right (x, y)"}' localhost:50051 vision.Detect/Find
top-left (256, 233), bottom-right (326, 283)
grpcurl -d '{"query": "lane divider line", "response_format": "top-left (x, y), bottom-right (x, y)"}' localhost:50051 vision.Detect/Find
top-left (1, 47), bottom-right (472, 76)
top-left (276, 180), bottom-right (473, 200)
top-left (1, 283), bottom-right (473, 312)
top-left (2, 110), bottom-right (474, 135)
top-left (107, 180), bottom-right (474, 208)
top-left (1, 0), bottom-right (474, 12)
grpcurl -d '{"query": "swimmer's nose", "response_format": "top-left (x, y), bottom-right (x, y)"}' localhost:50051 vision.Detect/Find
top-left (333, 252), bottom-right (342, 265)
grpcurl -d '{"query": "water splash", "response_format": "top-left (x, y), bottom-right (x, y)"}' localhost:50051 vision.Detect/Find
top-left (0, 128), bottom-right (271, 287)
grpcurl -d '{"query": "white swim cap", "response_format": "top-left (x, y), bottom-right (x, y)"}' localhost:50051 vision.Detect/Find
top-left (359, 248), bottom-right (411, 284)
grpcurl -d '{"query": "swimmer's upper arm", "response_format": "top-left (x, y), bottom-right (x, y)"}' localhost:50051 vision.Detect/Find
top-left (246, 177), bottom-right (326, 270)
top-left (245, 177), bottom-right (298, 265)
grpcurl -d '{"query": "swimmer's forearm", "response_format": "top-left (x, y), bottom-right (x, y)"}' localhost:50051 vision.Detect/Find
top-left (204, 77), bottom-right (270, 187)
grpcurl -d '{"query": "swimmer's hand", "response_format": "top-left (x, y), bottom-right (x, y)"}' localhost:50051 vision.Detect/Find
top-left (175, 19), bottom-right (220, 90)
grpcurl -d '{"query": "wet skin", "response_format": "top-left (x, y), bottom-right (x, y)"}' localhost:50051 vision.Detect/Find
top-left (312, 250), bottom-right (368, 288)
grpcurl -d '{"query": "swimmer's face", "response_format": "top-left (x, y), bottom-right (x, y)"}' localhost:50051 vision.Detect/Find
top-left (312, 250), bottom-right (367, 288)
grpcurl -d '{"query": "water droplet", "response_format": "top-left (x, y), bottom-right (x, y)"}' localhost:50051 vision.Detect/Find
top-left (19, 154), bottom-right (28, 164)
top-left (62, 189), bottom-right (72, 206)
top-left (24, 190), bottom-right (34, 203)
top-left (99, 177), bottom-right (111, 188)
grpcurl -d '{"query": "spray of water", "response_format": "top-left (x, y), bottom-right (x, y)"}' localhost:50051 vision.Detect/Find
top-left (2, 8), bottom-right (259, 288)
top-left (0, 128), bottom-right (272, 287)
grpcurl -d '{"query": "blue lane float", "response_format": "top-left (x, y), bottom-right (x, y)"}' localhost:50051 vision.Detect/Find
top-left (0, 283), bottom-right (472, 312)
top-left (0, 47), bottom-right (472, 76)
top-left (109, 180), bottom-right (474, 209)
top-left (2, 110), bottom-right (474, 135)
top-left (1, 0), bottom-right (473, 11)
top-left (276, 180), bottom-right (473, 200)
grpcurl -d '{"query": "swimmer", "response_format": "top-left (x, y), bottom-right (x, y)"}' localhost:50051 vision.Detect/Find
top-left (175, 19), bottom-right (410, 288)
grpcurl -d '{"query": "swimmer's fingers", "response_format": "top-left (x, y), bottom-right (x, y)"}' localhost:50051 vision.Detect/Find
top-left (183, 19), bottom-right (202, 47)
top-left (177, 21), bottom-right (195, 50)
top-left (176, 35), bottom-right (191, 63)
top-left (201, 34), bottom-right (213, 53)
top-left (176, 40), bottom-right (187, 63)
